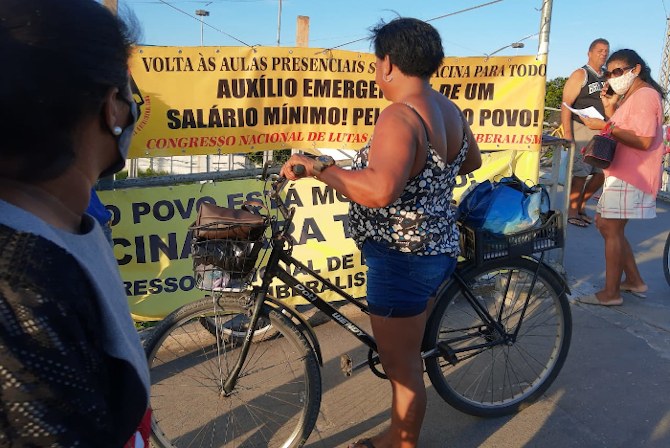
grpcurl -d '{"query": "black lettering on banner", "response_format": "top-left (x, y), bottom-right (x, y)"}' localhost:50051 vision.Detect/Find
top-left (115, 238), bottom-right (132, 265)
top-left (332, 214), bottom-right (351, 239)
top-left (262, 106), bottom-right (347, 126)
top-left (461, 109), bottom-right (475, 125)
top-left (352, 108), bottom-right (380, 126)
top-left (284, 188), bottom-right (304, 208)
top-left (439, 83), bottom-right (462, 99)
top-left (326, 254), bottom-right (355, 272)
top-left (107, 204), bottom-right (121, 225)
top-left (433, 65), bottom-right (471, 78)
top-left (508, 64), bottom-right (546, 77)
top-left (464, 83), bottom-right (494, 101)
top-left (167, 107), bottom-right (259, 129)
top-left (124, 275), bottom-right (195, 297)
top-left (219, 56), bottom-right (268, 72)
top-left (479, 109), bottom-right (540, 128)
top-left (297, 218), bottom-right (325, 245)
top-left (153, 200), bottom-right (175, 221)
top-left (473, 65), bottom-right (506, 77)
top-left (141, 56), bottom-right (194, 72)
top-left (312, 185), bottom-right (350, 206)
top-left (312, 186), bottom-right (335, 205)
top-left (115, 232), bottom-right (193, 265)
top-left (217, 78), bottom-right (297, 98)
top-left (302, 79), bottom-right (383, 99)
top-left (197, 56), bottom-right (217, 72)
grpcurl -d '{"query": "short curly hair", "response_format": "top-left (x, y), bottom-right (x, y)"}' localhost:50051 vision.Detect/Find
top-left (370, 17), bottom-right (444, 79)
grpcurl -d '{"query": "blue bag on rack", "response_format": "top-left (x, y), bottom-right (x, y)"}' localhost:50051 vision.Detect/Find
top-left (457, 175), bottom-right (550, 235)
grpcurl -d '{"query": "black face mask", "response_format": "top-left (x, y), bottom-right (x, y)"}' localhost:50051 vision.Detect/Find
top-left (100, 98), bottom-right (138, 177)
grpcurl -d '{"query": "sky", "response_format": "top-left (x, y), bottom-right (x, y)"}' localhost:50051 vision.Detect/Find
top-left (120, 0), bottom-right (669, 82)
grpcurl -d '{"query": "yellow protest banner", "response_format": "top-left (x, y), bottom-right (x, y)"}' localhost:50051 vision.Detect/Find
top-left (101, 149), bottom-right (531, 321)
top-left (129, 46), bottom-right (547, 157)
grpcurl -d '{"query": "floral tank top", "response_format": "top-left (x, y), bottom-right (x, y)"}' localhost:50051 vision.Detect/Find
top-left (348, 104), bottom-right (470, 256)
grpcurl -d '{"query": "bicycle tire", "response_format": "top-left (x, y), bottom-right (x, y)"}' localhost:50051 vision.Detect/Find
top-left (424, 257), bottom-right (572, 417)
top-left (199, 292), bottom-right (279, 342)
top-left (145, 295), bottom-right (322, 448)
top-left (664, 232), bottom-right (670, 287)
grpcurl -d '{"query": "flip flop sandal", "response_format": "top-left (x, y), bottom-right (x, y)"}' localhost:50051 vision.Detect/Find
top-left (568, 217), bottom-right (588, 228)
top-left (578, 213), bottom-right (593, 224)
top-left (577, 294), bottom-right (623, 306)
top-left (621, 287), bottom-right (647, 298)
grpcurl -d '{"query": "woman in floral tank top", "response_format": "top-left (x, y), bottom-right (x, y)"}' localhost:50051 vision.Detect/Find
top-left (281, 17), bottom-right (481, 448)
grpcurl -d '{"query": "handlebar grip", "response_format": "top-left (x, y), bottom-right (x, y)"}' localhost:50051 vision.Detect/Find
top-left (293, 164), bottom-right (306, 176)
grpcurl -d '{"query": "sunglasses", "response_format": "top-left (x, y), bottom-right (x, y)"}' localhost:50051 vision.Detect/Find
top-left (604, 66), bottom-right (634, 79)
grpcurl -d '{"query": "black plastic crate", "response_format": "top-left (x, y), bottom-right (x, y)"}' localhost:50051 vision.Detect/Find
top-left (458, 211), bottom-right (564, 265)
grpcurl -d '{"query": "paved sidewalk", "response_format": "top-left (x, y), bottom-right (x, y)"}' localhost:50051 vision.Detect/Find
top-left (304, 197), bottom-right (670, 447)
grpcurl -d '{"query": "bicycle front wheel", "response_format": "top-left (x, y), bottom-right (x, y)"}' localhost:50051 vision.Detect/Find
top-left (144, 295), bottom-right (322, 447)
top-left (425, 258), bottom-right (572, 417)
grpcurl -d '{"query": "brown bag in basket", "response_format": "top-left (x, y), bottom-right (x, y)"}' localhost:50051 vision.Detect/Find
top-left (192, 202), bottom-right (266, 240)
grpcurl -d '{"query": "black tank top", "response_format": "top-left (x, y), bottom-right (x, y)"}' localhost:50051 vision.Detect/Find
top-left (571, 65), bottom-right (605, 122)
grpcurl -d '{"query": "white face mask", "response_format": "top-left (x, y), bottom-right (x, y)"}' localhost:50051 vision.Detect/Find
top-left (608, 68), bottom-right (637, 95)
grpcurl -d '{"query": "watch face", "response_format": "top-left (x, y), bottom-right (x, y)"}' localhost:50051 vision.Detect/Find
top-left (317, 155), bottom-right (334, 165)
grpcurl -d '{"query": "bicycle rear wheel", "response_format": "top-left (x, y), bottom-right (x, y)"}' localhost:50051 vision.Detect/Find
top-left (425, 258), bottom-right (572, 417)
top-left (145, 295), bottom-right (322, 447)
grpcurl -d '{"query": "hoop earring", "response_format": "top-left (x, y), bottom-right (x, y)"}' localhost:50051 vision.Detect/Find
top-left (112, 126), bottom-right (123, 136)
top-left (383, 74), bottom-right (393, 82)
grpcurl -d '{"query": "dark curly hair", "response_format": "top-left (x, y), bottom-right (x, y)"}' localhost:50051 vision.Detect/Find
top-left (370, 17), bottom-right (444, 79)
top-left (0, 0), bottom-right (139, 181)
top-left (607, 49), bottom-right (666, 99)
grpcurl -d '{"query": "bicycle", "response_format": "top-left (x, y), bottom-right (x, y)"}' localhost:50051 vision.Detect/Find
top-left (143, 165), bottom-right (573, 447)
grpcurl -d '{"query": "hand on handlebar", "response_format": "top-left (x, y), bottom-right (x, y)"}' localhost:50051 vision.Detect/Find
top-left (280, 154), bottom-right (316, 180)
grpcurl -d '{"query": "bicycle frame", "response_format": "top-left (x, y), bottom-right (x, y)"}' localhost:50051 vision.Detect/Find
top-left (222, 173), bottom-right (556, 393)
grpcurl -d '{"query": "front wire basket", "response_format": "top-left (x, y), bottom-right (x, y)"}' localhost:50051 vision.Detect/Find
top-left (190, 220), bottom-right (269, 292)
top-left (458, 210), bottom-right (564, 265)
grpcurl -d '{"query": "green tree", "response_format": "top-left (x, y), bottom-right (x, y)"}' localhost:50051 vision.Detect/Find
top-left (544, 76), bottom-right (567, 125)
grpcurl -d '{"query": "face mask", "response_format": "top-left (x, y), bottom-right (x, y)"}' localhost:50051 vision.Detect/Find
top-left (101, 99), bottom-right (138, 177)
top-left (608, 68), bottom-right (637, 95)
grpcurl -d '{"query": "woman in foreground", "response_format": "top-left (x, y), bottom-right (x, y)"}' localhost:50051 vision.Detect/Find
top-left (281, 17), bottom-right (481, 448)
top-left (0, 1), bottom-right (150, 445)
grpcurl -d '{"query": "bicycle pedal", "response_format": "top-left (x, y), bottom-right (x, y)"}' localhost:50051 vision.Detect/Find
top-left (340, 354), bottom-right (353, 377)
top-left (437, 341), bottom-right (459, 366)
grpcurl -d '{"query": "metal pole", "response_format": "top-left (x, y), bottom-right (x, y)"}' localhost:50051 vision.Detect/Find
top-left (276, 0), bottom-right (282, 46)
top-left (536, 0), bottom-right (565, 271)
top-left (537, 0), bottom-right (552, 56)
top-left (195, 10), bottom-right (210, 173)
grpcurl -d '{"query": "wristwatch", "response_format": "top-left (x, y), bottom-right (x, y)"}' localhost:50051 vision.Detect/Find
top-left (312, 155), bottom-right (335, 174)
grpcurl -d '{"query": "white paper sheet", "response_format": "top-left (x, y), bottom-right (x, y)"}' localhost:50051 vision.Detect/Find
top-left (562, 102), bottom-right (604, 120)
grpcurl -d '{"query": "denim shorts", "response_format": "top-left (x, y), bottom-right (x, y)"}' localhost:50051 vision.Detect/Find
top-left (362, 239), bottom-right (457, 318)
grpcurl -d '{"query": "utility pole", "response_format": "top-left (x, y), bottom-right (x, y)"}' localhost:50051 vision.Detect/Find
top-left (276, 0), bottom-right (282, 46)
top-left (195, 9), bottom-right (209, 46)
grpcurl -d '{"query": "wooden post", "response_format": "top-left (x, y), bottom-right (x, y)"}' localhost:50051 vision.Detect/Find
top-left (296, 16), bottom-right (309, 47)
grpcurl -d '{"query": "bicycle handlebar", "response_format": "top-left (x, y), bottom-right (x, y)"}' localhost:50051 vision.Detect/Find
top-left (268, 164), bottom-right (306, 222)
